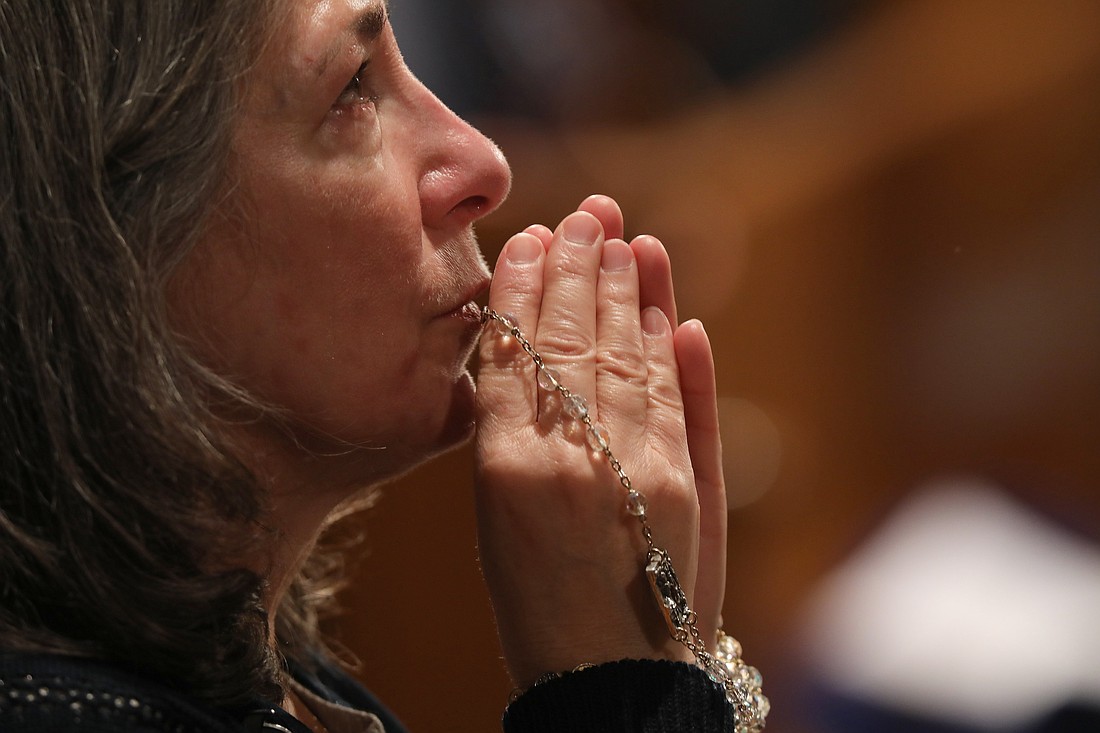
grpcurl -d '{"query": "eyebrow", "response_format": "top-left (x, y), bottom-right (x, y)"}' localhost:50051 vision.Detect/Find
top-left (354, 1), bottom-right (389, 42)
top-left (313, 1), bottom-right (390, 78)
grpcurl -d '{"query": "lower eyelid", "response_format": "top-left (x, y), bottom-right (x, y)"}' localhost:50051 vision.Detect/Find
top-left (326, 97), bottom-right (380, 129)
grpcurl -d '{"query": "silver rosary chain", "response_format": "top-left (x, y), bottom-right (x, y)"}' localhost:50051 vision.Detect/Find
top-left (480, 307), bottom-right (768, 732)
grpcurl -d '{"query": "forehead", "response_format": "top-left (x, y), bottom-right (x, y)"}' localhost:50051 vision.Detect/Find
top-left (281, 0), bottom-right (388, 76)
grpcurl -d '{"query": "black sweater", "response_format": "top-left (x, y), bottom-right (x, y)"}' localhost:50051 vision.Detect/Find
top-left (0, 652), bottom-right (736, 732)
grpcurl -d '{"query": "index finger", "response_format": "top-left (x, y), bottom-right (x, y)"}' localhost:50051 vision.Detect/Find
top-left (477, 232), bottom-right (545, 430)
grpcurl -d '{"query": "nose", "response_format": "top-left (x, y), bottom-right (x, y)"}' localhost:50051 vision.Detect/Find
top-left (410, 82), bottom-right (512, 230)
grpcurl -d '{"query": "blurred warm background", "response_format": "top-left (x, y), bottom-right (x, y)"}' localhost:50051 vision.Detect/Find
top-left (333, 2), bottom-right (1100, 731)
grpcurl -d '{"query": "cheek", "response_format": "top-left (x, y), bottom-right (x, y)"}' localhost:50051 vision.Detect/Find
top-left (177, 168), bottom-right (433, 440)
top-left (176, 237), bottom-right (434, 449)
top-left (246, 151), bottom-right (418, 313)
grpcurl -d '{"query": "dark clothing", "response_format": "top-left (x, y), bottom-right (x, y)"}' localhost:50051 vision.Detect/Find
top-left (502, 659), bottom-right (738, 733)
top-left (0, 652), bottom-right (735, 731)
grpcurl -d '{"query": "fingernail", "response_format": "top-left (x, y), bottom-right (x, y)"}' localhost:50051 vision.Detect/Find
top-left (562, 212), bottom-right (601, 246)
top-left (601, 240), bottom-right (633, 272)
top-left (506, 233), bottom-right (542, 264)
top-left (641, 306), bottom-right (670, 336)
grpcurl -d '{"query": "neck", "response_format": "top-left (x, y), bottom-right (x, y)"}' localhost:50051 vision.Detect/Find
top-left (228, 422), bottom-right (384, 639)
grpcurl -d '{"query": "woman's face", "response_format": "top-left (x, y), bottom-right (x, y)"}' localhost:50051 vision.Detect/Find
top-left (172, 0), bottom-right (510, 483)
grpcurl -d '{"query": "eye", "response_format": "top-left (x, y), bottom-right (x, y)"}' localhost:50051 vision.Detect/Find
top-left (336, 61), bottom-right (376, 107)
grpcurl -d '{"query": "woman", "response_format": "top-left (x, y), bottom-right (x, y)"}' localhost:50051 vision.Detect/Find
top-left (0, 0), bottom-right (760, 730)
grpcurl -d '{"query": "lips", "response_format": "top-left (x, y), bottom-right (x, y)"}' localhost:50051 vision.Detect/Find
top-left (436, 277), bottom-right (491, 321)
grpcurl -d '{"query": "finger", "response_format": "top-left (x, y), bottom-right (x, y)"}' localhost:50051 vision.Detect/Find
top-left (478, 232), bottom-right (546, 431)
top-left (593, 239), bottom-right (647, 446)
top-left (535, 211), bottom-right (605, 430)
top-left (675, 320), bottom-right (726, 647)
top-left (631, 235), bottom-right (678, 327)
top-left (640, 306), bottom-right (686, 460)
top-left (577, 194), bottom-right (625, 242)
top-left (524, 224), bottom-right (553, 251)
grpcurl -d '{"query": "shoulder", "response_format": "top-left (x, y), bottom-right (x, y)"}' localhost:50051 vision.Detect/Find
top-left (0, 652), bottom-right (244, 732)
top-left (0, 650), bottom-right (410, 733)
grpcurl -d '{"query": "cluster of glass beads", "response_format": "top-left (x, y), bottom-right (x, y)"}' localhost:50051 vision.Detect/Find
top-left (711, 631), bottom-right (770, 733)
top-left (484, 307), bottom-right (767, 730)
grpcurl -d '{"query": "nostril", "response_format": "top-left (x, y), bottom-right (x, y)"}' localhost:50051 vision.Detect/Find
top-left (453, 194), bottom-right (490, 219)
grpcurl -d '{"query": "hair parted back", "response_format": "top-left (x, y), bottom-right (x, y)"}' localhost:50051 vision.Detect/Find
top-left (0, 0), bottom-right (330, 708)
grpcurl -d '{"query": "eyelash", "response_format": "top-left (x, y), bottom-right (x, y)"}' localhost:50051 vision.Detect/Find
top-left (336, 61), bottom-right (377, 107)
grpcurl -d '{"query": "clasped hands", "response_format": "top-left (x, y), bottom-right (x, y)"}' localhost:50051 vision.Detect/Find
top-left (475, 195), bottom-right (728, 689)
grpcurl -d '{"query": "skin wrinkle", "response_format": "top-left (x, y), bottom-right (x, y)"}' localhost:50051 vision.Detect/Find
top-left (306, 0), bottom-right (389, 79)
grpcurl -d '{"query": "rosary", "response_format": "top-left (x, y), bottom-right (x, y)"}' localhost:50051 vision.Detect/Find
top-left (482, 307), bottom-right (769, 733)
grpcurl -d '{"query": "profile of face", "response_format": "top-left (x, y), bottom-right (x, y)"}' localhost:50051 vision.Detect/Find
top-left (171, 0), bottom-right (511, 486)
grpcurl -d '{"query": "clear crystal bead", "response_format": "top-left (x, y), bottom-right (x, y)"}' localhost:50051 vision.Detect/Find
top-left (586, 423), bottom-right (610, 452)
top-left (626, 490), bottom-right (648, 517)
top-left (734, 664), bottom-right (763, 690)
top-left (492, 312), bottom-right (519, 335)
top-left (718, 633), bottom-right (742, 661)
top-left (536, 366), bottom-right (561, 392)
top-left (754, 693), bottom-right (770, 718)
top-left (704, 658), bottom-right (729, 686)
top-left (563, 394), bottom-right (588, 420)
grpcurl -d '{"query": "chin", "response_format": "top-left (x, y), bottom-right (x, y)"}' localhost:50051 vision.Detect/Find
top-left (360, 372), bottom-right (474, 492)
top-left (303, 379), bottom-right (476, 501)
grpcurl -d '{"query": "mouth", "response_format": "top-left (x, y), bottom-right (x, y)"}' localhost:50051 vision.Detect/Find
top-left (437, 278), bottom-right (491, 322)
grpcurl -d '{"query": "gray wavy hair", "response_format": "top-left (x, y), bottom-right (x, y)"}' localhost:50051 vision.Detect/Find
top-left (0, 0), bottom-right (339, 708)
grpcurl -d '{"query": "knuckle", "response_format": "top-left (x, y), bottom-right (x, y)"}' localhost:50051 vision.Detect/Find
top-left (537, 327), bottom-right (596, 360)
top-left (646, 377), bottom-right (683, 413)
top-left (600, 276), bottom-right (637, 305)
top-left (596, 350), bottom-right (648, 384)
top-left (497, 277), bottom-right (537, 304)
top-left (552, 253), bottom-right (596, 281)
